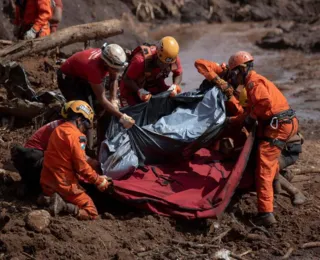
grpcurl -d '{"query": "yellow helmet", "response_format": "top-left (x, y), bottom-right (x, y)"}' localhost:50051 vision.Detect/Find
top-left (239, 87), bottom-right (248, 107)
top-left (60, 101), bottom-right (75, 119)
top-left (68, 100), bottom-right (94, 124)
top-left (156, 36), bottom-right (179, 64)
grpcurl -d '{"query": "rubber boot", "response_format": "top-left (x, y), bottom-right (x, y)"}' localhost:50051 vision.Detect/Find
top-left (49, 193), bottom-right (80, 217)
top-left (254, 212), bottom-right (277, 227)
top-left (278, 175), bottom-right (306, 205)
top-left (49, 193), bottom-right (67, 216)
top-left (273, 173), bottom-right (282, 194)
top-left (37, 194), bottom-right (51, 207)
top-left (280, 169), bottom-right (294, 182)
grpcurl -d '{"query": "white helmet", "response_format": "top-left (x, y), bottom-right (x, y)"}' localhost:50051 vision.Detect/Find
top-left (101, 43), bottom-right (128, 70)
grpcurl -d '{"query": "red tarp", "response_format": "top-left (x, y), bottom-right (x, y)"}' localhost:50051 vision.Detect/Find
top-left (112, 130), bottom-right (255, 219)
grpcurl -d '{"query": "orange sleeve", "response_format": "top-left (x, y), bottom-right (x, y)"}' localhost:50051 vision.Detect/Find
top-left (246, 80), bottom-right (273, 120)
top-left (33, 0), bottom-right (52, 32)
top-left (226, 96), bottom-right (244, 116)
top-left (70, 134), bottom-right (99, 185)
top-left (14, 5), bottom-right (21, 25)
top-left (194, 59), bottom-right (224, 81)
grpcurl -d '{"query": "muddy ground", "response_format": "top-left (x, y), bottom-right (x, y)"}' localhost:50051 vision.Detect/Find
top-left (1, 0), bottom-right (320, 259)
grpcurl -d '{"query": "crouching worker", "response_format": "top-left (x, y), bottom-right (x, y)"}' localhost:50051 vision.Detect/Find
top-left (11, 101), bottom-right (74, 196)
top-left (40, 101), bottom-right (111, 220)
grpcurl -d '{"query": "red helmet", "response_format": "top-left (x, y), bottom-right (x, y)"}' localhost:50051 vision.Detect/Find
top-left (228, 51), bottom-right (254, 70)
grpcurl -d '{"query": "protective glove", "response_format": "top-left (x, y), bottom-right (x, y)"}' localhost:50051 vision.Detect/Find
top-left (137, 88), bottom-right (152, 102)
top-left (168, 84), bottom-right (182, 97)
top-left (110, 99), bottom-right (120, 110)
top-left (24, 27), bottom-right (37, 40)
top-left (212, 76), bottom-right (234, 99)
top-left (119, 113), bottom-right (135, 129)
top-left (13, 25), bottom-right (20, 38)
top-left (95, 175), bottom-right (112, 192)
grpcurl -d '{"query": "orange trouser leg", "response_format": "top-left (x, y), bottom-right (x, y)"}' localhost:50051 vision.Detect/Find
top-left (65, 192), bottom-right (98, 220)
top-left (256, 141), bottom-right (281, 213)
top-left (257, 118), bottom-right (299, 213)
top-left (38, 24), bottom-right (51, 37)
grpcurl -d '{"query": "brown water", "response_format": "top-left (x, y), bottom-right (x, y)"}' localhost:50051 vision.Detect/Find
top-left (152, 22), bottom-right (320, 121)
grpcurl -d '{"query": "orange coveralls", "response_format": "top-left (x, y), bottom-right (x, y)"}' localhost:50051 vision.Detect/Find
top-left (243, 71), bottom-right (298, 213)
top-left (40, 122), bottom-right (99, 219)
top-left (14, 0), bottom-right (52, 38)
top-left (195, 59), bottom-right (298, 213)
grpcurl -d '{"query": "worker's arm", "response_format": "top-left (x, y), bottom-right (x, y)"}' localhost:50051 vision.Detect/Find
top-left (226, 96), bottom-right (244, 116)
top-left (109, 72), bottom-right (120, 101)
top-left (33, 0), bottom-right (52, 32)
top-left (172, 56), bottom-right (183, 85)
top-left (90, 83), bottom-right (123, 119)
top-left (123, 54), bottom-right (145, 92)
top-left (246, 80), bottom-right (273, 120)
top-left (194, 59), bottom-right (224, 80)
top-left (71, 135), bottom-right (99, 185)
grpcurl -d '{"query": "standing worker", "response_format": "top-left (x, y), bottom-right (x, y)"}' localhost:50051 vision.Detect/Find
top-left (40, 101), bottom-right (111, 220)
top-left (13, 0), bottom-right (52, 40)
top-left (57, 43), bottom-right (135, 152)
top-left (195, 52), bottom-right (300, 226)
top-left (120, 36), bottom-right (183, 106)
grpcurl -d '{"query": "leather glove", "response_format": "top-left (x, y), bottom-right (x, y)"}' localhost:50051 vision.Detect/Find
top-left (168, 84), bottom-right (182, 97)
top-left (137, 88), bottom-right (152, 102)
top-left (110, 99), bottom-right (120, 110)
top-left (95, 175), bottom-right (112, 192)
top-left (13, 25), bottom-right (20, 38)
top-left (119, 113), bottom-right (135, 129)
top-left (24, 27), bottom-right (37, 40)
top-left (212, 76), bottom-right (234, 99)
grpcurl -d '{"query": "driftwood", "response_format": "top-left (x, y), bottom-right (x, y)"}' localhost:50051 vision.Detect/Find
top-left (0, 98), bottom-right (44, 118)
top-left (301, 241), bottom-right (320, 249)
top-left (0, 19), bottom-right (123, 62)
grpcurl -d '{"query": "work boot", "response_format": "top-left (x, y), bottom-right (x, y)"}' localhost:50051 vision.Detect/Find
top-left (278, 175), bottom-right (306, 205)
top-left (273, 179), bottom-right (282, 194)
top-left (254, 213), bottom-right (277, 227)
top-left (37, 194), bottom-right (51, 207)
top-left (65, 203), bottom-right (79, 216)
top-left (49, 193), bottom-right (67, 216)
top-left (280, 169), bottom-right (294, 182)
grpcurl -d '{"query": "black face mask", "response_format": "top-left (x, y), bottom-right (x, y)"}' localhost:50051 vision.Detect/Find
top-left (229, 68), bottom-right (241, 88)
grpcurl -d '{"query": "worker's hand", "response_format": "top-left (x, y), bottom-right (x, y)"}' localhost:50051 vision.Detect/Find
top-left (119, 113), bottom-right (135, 129)
top-left (212, 77), bottom-right (234, 99)
top-left (137, 88), bottom-right (152, 102)
top-left (95, 175), bottom-right (112, 192)
top-left (13, 25), bottom-right (20, 38)
top-left (24, 28), bottom-right (37, 40)
top-left (168, 84), bottom-right (182, 97)
top-left (110, 99), bottom-right (120, 110)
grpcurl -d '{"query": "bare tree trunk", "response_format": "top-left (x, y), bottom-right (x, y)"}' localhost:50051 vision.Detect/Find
top-left (0, 19), bottom-right (123, 62)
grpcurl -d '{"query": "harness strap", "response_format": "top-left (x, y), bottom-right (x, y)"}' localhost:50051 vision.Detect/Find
top-left (260, 137), bottom-right (286, 150)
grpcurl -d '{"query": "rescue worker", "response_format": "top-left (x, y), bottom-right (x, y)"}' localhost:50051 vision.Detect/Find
top-left (49, 0), bottom-right (63, 33)
top-left (195, 53), bottom-right (301, 226)
top-left (13, 0), bottom-right (52, 40)
top-left (57, 43), bottom-right (135, 151)
top-left (40, 101), bottom-right (111, 220)
top-left (120, 36), bottom-right (183, 106)
top-left (11, 101), bottom-right (74, 195)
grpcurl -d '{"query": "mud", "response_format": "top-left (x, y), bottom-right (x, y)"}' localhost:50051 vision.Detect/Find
top-left (0, 1), bottom-right (320, 259)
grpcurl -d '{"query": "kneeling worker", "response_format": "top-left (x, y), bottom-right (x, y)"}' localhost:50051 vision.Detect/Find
top-left (40, 101), bottom-right (111, 220)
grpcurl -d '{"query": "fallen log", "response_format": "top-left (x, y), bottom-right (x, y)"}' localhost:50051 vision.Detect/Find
top-left (0, 98), bottom-right (44, 119)
top-left (0, 19), bottom-right (123, 62)
top-left (0, 40), bottom-right (13, 46)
